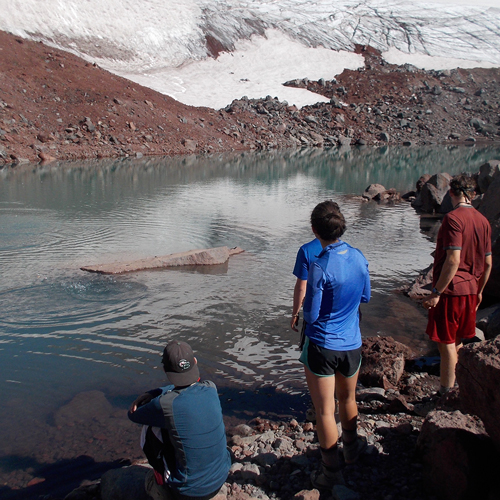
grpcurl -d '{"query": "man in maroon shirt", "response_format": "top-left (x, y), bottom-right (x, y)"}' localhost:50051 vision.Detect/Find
top-left (423, 174), bottom-right (492, 395)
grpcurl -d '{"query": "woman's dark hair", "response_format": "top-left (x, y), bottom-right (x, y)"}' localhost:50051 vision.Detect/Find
top-left (449, 174), bottom-right (476, 202)
top-left (311, 200), bottom-right (346, 241)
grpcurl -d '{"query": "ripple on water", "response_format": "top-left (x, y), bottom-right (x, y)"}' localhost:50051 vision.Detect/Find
top-left (0, 275), bottom-right (148, 331)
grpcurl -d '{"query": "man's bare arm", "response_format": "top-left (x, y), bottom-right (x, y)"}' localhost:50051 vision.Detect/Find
top-left (477, 254), bottom-right (493, 309)
top-left (423, 249), bottom-right (461, 310)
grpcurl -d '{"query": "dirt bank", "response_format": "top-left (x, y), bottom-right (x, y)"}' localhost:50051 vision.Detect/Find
top-left (1, 31), bottom-right (499, 165)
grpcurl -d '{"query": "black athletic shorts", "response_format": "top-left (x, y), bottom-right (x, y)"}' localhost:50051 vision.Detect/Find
top-left (299, 337), bottom-right (362, 378)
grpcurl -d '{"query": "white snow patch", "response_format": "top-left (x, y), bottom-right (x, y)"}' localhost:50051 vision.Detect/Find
top-left (114, 30), bottom-right (365, 109)
top-left (382, 47), bottom-right (499, 70)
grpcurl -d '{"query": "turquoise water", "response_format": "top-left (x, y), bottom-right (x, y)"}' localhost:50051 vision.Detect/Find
top-left (1, 145), bottom-right (499, 494)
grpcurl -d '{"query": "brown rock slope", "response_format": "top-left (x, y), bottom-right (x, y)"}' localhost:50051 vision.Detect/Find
top-left (1, 31), bottom-right (500, 165)
top-left (0, 30), bottom-right (255, 163)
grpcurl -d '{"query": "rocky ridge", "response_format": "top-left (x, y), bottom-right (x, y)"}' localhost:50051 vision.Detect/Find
top-left (1, 33), bottom-right (500, 166)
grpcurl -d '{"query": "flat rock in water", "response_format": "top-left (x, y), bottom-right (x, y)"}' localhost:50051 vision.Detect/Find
top-left (81, 246), bottom-right (244, 274)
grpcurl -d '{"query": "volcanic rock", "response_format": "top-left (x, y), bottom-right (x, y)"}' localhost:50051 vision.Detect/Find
top-left (100, 466), bottom-right (149, 500)
top-left (456, 337), bottom-right (500, 449)
top-left (359, 336), bottom-right (416, 389)
top-left (416, 410), bottom-right (500, 500)
top-left (411, 172), bottom-right (452, 213)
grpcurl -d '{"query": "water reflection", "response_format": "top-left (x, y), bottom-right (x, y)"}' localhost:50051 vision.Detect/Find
top-left (1, 145), bottom-right (499, 491)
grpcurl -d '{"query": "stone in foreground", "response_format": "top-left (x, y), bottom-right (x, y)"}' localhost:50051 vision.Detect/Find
top-left (81, 246), bottom-right (244, 274)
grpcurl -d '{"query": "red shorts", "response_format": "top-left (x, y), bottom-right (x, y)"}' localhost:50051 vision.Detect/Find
top-left (426, 294), bottom-right (477, 344)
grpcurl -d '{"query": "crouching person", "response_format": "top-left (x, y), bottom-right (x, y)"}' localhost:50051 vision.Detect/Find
top-left (128, 340), bottom-right (231, 500)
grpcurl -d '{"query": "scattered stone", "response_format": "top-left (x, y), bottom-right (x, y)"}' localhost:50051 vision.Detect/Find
top-left (38, 151), bottom-right (57, 163)
top-left (181, 138), bottom-right (197, 152)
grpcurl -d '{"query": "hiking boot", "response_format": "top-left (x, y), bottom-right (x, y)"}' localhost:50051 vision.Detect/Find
top-left (342, 435), bottom-right (367, 464)
top-left (310, 468), bottom-right (345, 490)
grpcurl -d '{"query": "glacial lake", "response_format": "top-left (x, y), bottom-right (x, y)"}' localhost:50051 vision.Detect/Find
top-left (1, 145), bottom-right (499, 496)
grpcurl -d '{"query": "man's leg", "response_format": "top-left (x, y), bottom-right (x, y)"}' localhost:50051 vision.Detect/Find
top-left (145, 470), bottom-right (175, 500)
top-left (437, 341), bottom-right (459, 391)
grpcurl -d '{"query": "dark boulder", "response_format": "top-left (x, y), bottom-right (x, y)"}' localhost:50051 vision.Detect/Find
top-left (411, 173), bottom-right (452, 213)
top-left (478, 171), bottom-right (500, 298)
top-left (456, 337), bottom-right (500, 449)
top-left (100, 466), bottom-right (149, 500)
top-left (477, 160), bottom-right (500, 194)
top-left (416, 410), bottom-right (500, 500)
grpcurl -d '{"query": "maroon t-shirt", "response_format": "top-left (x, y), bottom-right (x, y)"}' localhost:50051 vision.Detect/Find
top-left (433, 205), bottom-right (491, 295)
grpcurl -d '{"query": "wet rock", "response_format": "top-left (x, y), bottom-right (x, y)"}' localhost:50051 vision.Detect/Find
top-left (456, 337), bottom-right (500, 448)
top-left (373, 188), bottom-right (401, 203)
top-left (411, 172), bottom-right (452, 213)
top-left (362, 183), bottom-right (386, 200)
top-left (416, 174), bottom-right (432, 192)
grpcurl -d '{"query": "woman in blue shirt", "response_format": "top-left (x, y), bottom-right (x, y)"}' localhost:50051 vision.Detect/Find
top-left (299, 200), bottom-right (370, 490)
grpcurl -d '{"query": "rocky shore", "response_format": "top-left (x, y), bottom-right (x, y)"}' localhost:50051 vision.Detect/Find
top-left (57, 335), bottom-right (500, 500)
top-left (1, 31), bottom-right (500, 165)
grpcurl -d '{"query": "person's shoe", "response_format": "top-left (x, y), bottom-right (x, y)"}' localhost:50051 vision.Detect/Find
top-left (342, 435), bottom-right (368, 464)
top-left (310, 468), bottom-right (345, 490)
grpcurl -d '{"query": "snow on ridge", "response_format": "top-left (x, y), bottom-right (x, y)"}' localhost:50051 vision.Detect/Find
top-left (1, 0), bottom-right (499, 69)
top-left (1, 0), bottom-right (499, 108)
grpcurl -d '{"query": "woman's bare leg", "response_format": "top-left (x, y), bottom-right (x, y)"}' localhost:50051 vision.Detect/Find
top-left (335, 370), bottom-right (359, 440)
top-left (304, 365), bottom-right (337, 448)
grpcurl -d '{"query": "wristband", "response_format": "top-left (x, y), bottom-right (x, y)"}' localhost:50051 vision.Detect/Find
top-left (432, 287), bottom-right (441, 296)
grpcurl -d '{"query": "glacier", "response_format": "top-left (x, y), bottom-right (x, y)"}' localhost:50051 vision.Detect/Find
top-left (1, 0), bottom-right (499, 108)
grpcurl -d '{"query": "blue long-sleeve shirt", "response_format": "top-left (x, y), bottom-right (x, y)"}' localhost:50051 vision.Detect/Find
top-left (128, 381), bottom-right (230, 498)
top-left (303, 240), bottom-right (370, 351)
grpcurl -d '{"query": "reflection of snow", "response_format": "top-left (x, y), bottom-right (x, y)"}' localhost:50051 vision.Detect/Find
top-left (1, 0), bottom-right (499, 108)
